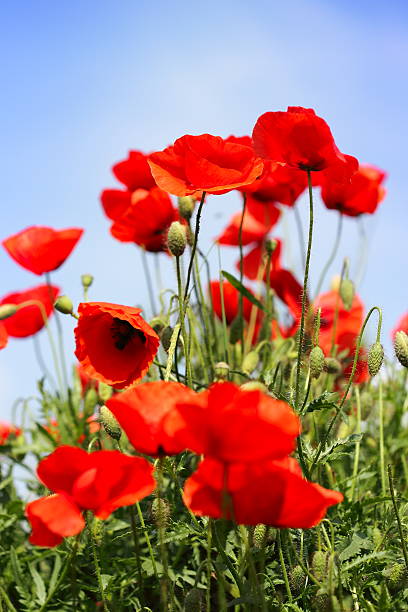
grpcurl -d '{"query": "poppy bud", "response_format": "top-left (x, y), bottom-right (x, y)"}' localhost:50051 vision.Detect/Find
top-left (161, 326), bottom-right (174, 352)
top-left (311, 550), bottom-right (327, 581)
top-left (372, 526), bottom-right (382, 549)
top-left (0, 303), bottom-right (17, 320)
top-left (395, 331), bottom-right (408, 368)
top-left (98, 382), bottom-right (113, 402)
top-left (339, 278), bottom-right (355, 311)
top-left (289, 565), bottom-right (306, 594)
top-left (54, 295), bottom-right (74, 315)
top-left (99, 405), bottom-right (122, 441)
top-left (368, 342), bottom-right (384, 377)
top-left (84, 387), bottom-right (98, 418)
top-left (149, 317), bottom-right (166, 335)
top-left (309, 346), bottom-right (325, 379)
top-left (384, 563), bottom-right (407, 592)
top-left (167, 221), bottom-right (187, 257)
top-left (229, 315), bottom-right (244, 345)
top-left (214, 361), bottom-right (230, 380)
top-left (242, 351), bottom-right (259, 375)
top-left (150, 497), bottom-right (170, 528)
top-left (183, 588), bottom-right (204, 611)
top-left (252, 523), bottom-right (267, 549)
top-left (323, 357), bottom-right (342, 375)
top-left (178, 196), bottom-right (195, 221)
top-left (265, 239), bottom-right (278, 255)
top-left (81, 274), bottom-right (94, 288)
top-left (240, 381), bottom-right (268, 392)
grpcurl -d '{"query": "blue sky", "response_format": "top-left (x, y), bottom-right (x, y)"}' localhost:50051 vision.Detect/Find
top-left (1, 0), bottom-right (407, 419)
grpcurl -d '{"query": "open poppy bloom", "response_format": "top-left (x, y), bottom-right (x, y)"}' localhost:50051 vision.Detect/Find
top-left (252, 107), bottom-right (356, 175)
top-left (0, 421), bottom-right (22, 444)
top-left (392, 312), bottom-right (408, 338)
top-left (217, 205), bottom-right (279, 246)
top-left (162, 381), bottom-right (300, 463)
top-left (320, 164), bottom-right (387, 217)
top-left (0, 323), bottom-right (8, 349)
top-left (2, 226), bottom-right (83, 275)
top-left (75, 302), bottom-right (159, 389)
top-left (26, 446), bottom-right (156, 546)
top-left (243, 161), bottom-right (308, 207)
top-left (1, 285), bottom-right (59, 338)
top-left (183, 456), bottom-right (343, 527)
top-left (105, 187), bottom-right (180, 252)
top-left (106, 381), bottom-right (198, 456)
top-left (209, 280), bottom-right (263, 330)
top-left (111, 150), bottom-right (157, 191)
top-left (148, 134), bottom-right (264, 197)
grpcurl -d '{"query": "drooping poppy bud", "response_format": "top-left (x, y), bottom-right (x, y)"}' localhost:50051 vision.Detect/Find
top-left (54, 295), bottom-right (74, 315)
top-left (214, 361), bottom-right (230, 380)
top-left (167, 221), bottom-right (187, 256)
top-left (309, 346), bottom-right (325, 379)
top-left (395, 331), bottom-right (408, 368)
top-left (339, 278), bottom-right (355, 311)
top-left (368, 342), bottom-right (384, 377)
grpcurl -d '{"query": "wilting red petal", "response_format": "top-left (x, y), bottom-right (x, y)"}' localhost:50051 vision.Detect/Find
top-left (74, 302), bottom-right (159, 389)
top-left (106, 381), bottom-right (198, 456)
top-left (148, 134), bottom-right (263, 197)
top-left (26, 494), bottom-right (85, 547)
top-left (2, 226), bottom-right (83, 275)
top-left (183, 457), bottom-right (343, 527)
top-left (163, 381), bottom-right (300, 463)
top-left (1, 285), bottom-right (59, 338)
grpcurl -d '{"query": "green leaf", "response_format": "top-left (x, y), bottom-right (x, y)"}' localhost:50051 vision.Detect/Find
top-left (48, 554), bottom-right (62, 595)
top-left (305, 391), bottom-right (339, 413)
top-left (221, 271), bottom-right (265, 312)
top-left (339, 533), bottom-right (373, 562)
top-left (29, 564), bottom-right (46, 605)
top-left (9, 547), bottom-right (29, 597)
top-left (318, 434), bottom-right (364, 465)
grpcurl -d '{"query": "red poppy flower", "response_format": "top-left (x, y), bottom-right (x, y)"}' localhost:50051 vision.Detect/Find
top-left (0, 421), bottom-right (22, 444)
top-left (26, 493), bottom-right (86, 547)
top-left (253, 107), bottom-right (354, 174)
top-left (148, 134), bottom-right (264, 197)
top-left (74, 302), bottom-right (159, 389)
top-left (106, 381), bottom-right (198, 456)
top-left (1, 285), bottom-right (59, 338)
top-left (0, 323), bottom-right (8, 349)
top-left (76, 363), bottom-right (99, 395)
top-left (105, 187), bottom-right (180, 252)
top-left (2, 226), bottom-right (84, 275)
top-left (37, 446), bottom-right (156, 519)
top-left (217, 206), bottom-right (279, 246)
top-left (320, 165), bottom-right (387, 217)
top-left (314, 290), bottom-right (364, 356)
top-left (111, 150), bottom-right (157, 191)
top-left (243, 161), bottom-right (308, 207)
top-left (209, 280), bottom-right (262, 327)
top-left (392, 312), bottom-right (408, 339)
top-left (183, 456), bottom-right (343, 527)
top-left (240, 242), bottom-right (282, 281)
top-left (162, 381), bottom-right (300, 463)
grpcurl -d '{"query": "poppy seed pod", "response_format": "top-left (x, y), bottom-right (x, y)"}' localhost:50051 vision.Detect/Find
top-left (54, 295), bottom-right (73, 315)
top-left (167, 221), bottom-right (187, 257)
top-left (178, 196), bottom-right (195, 221)
top-left (395, 331), bottom-right (408, 368)
top-left (289, 565), bottom-right (306, 594)
top-left (0, 304), bottom-right (17, 320)
top-left (99, 405), bottom-right (122, 441)
top-left (309, 346), bottom-right (325, 379)
top-left (81, 274), bottom-right (94, 288)
top-left (323, 357), bottom-right (342, 375)
top-left (214, 361), bottom-right (230, 380)
top-left (242, 350), bottom-right (259, 375)
top-left (339, 278), bottom-right (355, 311)
top-left (368, 342), bottom-right (384, 377)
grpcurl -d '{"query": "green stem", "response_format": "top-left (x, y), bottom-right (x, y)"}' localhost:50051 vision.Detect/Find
top-left (314, 212), bottom-right (343, 298)
top-left (176, 256), bottom-right (193, 387)
top-left (156, 458), bottom-right (171, 611)
top-left (388, 464), bottom-right (408, 572)
top-left (350, 386), bottom-right (362, 501)
top-left (379, 380), bottom-right (386, 497)
top-left (129, 505), bottom-right (145, 605)
top-left (277, 530), bottom-right (292, 603)
top-left (136, 502), bottom-right (159, 580)
top-left (206, 519), bottom-right (212, 612)
top-left (184, 191), bottom-right (206, 301)
top-left (86, 515), bottom-right (109, 611)
top-left (238, 193), bottom-right (247, 351)
top-left (37, 536), bottom-right (80, 612)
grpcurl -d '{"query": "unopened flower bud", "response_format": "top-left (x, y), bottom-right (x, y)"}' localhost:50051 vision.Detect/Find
top-left (183, 588), bottom-right (204, 611)
top-left (395, 331), bottom-right (408, 368)
top-left (242, 350), bottom-right (259, 375)
top-left (339, 278), bottom-right (355, 311)
top-left (81, 274), bottom-right (94, 288)
top-left (240, 381), bottom-right (268, 392)
top-left (214, 361), bottom-right (230, 380)
top-left (253, 523), bottom-right (267, 549)
top-left (310, 346), bottom-right (325, 379)
top-left (98, 382), bottom-right (113, 402)
top-left (289, 565), bottom-right (306, 594)
top-left (178, 196), bottom-right (195, 221)
top-left (167, 221), bottom-right (187, 257)
top-left (0, 304), bottom-right (17, 320)
top-left (99, 405), bottom-right (121, 441)
top-left (150, 497), bottom-right (170, 528)
top-left (368, 341), bottom-right (384, 377)
top-left (384, 562), bottom-right (407, 592)
top-left (312, 590), bottom-right (331, 612)
top-left (54, 296), bottom-right (73, 315)
top-left (265, 239), bottom-right (278, 255)
top-left (149, 317), bottom-right (166, 334)
top-left (372, 526), bottom-right (382, 549)
top-left (161, 326), bottom-right (174, 352)
top-left (312, 550), bottom-right (327, 581)
top-left (229, 315), bottom-right (244, 345)
top-left (324, 357), bottom-right (342, 375)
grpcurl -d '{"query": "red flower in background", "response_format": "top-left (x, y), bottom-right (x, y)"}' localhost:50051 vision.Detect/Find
top-left (320, 165), bottom-right (387, 217)
top-left (217, 204), bottom-right (280, 246)
top-left (253, 107), bottom-right (356, 175)
top-left (148, 134), bottom-right (264, 196)
top-left (2, 226), bottom-right (83, 275)
top-left (102, 187), bottom-right (179, 252)
top-left (0, 421), bottom-right (22, 444)
top-left (1, 285), bottom-right (59, 338)
top-left (162, 381), bottom-right (300, 463)
top-left (209, 280), bottom-right (262, 328)
top-left (26, 446), bottom-right (156, 546)
top-left (111, 150), bottom-right (156, 191)
top-left (0, 323), bottom-right (8, 350)
top-left (76, 363), bottom-right (99, 395)
top-left (243, 161), bottom-right (308, 207)
top-left (392, 312), bottom-right (408, 338)
top-left (106, 381), bottom-right (198, 456)
top-left (74, 302), bottom-right (159, 389)
top-left (183, 456), bottom-right (342, 527)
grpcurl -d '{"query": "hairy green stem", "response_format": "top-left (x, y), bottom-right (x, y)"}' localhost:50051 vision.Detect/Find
top-left (86, 515), bottom-right (109, 611)
top-left (314, 212), bottom-right (343, 298)
top-left (388, 464), bottom-right (408, 572)
top-left (238, 194), bottom-right (247, 351)
top-left (176, 256), bottom-right (193, 387)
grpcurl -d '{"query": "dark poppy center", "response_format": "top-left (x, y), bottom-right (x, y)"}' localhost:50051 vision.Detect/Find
top-left (110, 318), bottom-right (146, 351)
